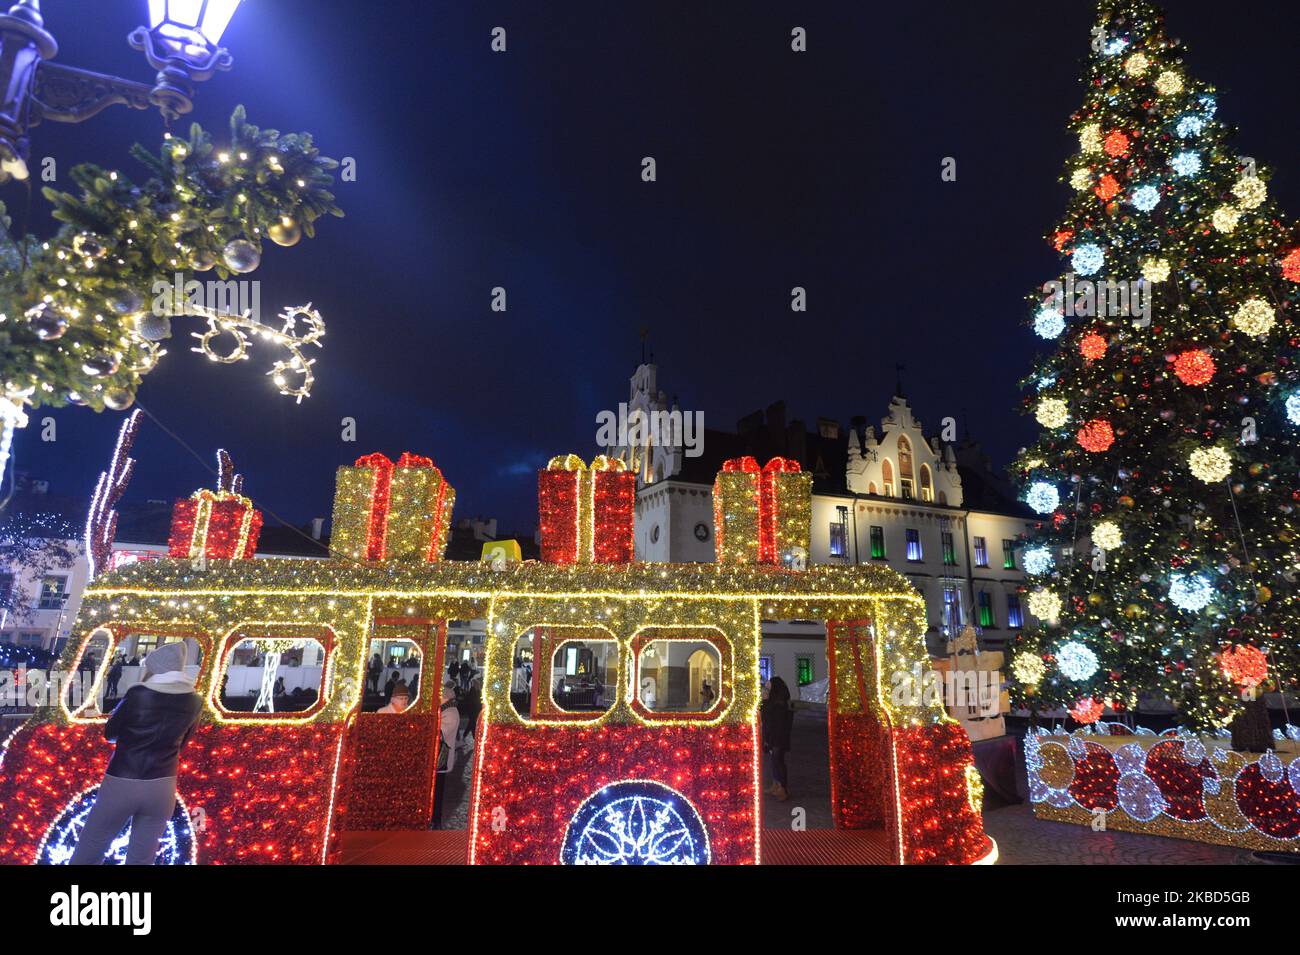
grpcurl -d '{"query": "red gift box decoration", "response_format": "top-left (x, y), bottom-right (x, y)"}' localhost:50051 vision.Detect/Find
top-left (330, 451), bottom-right (456, 562)
top-left (168, 490), bottom-right (262, 560)
top-left (713, 455), bottom-right (811, 565)
top-left (538, 454), bottom-right (635, 564)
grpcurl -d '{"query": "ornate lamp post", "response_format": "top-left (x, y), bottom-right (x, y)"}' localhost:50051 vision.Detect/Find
top-left (0, 0), bottom-right (241, 181)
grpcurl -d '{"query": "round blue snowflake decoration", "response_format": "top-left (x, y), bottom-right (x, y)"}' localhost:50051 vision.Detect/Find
top-left (1171, 150), bottom-right (1202, 177)
top-left (1022, 546), bottom-right (1055, 576)
top-left (1131, 184), bottom-right (1160, 212)
top-left (1168, 573), bottom-right (1214, 612)
top-left (1056, 641), bottom-right (1100, 682)
top-left (1026, 481), bottom-right (1060, 515)
top-left (37, 786), bottom-right (195, 865)
top-left (561, 780), bottom-right (710, 865)
top-left (1071, 243), bottom-right (1105, 276)
top-left (1033, 307), bottom-right (1066, 340)
top-left (1285, 392), bottom-right (1300, 425)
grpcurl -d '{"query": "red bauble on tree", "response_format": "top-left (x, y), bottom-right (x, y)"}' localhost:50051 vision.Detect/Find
top-left (1220, 644), bottom-right (1268, 688)
top-left (1077, 419), bottom-right (1115, 452)
top-left (1173, 349), bottom-right (1216, 385)
top-left (1080, 332), bottom-right (1108, 360)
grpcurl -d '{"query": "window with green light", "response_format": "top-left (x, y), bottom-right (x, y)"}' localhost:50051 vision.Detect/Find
top-left (796, 656), bottom-right (814, 686)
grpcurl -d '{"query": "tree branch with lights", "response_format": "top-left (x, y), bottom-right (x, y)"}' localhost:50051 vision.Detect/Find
top-left (0, 106), bottom-right (341, 475)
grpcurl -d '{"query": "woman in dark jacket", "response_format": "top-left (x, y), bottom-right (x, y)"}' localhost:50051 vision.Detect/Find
top-left (761, 677), bottom-right (795, 801)
top-left (70, 641), bottom-right (203, 864)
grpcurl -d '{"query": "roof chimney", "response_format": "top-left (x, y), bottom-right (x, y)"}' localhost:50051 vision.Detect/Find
top-left (310, 517), bottom-right (324, 540)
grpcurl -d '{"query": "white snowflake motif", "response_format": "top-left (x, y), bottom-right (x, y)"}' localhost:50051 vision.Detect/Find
top-left (37, 786), bottom-right (193, 865)
top-left (564, 781), bottom-right (710, 865)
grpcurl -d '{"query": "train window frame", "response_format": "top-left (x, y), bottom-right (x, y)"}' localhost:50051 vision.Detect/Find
top-left (359, 635), bottom-right (427, 715)
top-left (630, 627), bottom-right (731, 723)
top-left (513, 624), bottom-right (620, 726)
top-left (211, 625), bottom-right (335, 722)
top-left (64, 625), bottom-right (211, 723)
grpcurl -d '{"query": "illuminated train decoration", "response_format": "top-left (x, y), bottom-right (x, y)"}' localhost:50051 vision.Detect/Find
top-left (0, 451), bottom-right (995, 865)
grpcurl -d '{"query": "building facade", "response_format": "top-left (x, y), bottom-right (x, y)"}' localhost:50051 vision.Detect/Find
top-left (611, 363), bottom-right (1038, 695)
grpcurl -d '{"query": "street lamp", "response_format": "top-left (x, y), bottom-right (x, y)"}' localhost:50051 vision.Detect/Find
top-left (0, 0), bottom-right (241, 182)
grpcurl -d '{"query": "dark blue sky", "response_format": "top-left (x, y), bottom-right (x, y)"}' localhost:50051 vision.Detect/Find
top-left (8, 1), bottom-right (1300, 533)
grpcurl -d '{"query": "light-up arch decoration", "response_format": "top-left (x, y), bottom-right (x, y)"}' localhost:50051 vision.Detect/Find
top-left (561, 779), bottom-right (711, 865)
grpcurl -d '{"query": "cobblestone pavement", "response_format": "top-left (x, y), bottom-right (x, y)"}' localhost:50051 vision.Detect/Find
top-left (983, 803), bottom-right (1259, 865)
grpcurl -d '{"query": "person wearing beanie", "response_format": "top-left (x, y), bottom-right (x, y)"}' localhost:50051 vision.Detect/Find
top-left (70, 640), bottom-right (204, 864)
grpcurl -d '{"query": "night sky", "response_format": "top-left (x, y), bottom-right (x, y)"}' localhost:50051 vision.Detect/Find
top-left (8, 1), bottom-right (1300, 534)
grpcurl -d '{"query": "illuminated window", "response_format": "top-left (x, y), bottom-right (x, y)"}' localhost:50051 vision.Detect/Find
top-left (942, 531), bottom-right (957, 566)
top-left (869, 525), bottom-right (886, 559)
top-left (550, 639), bottom-right (617, 714)
top-left (881, 459), bottom-right (894, 497)
top-left (37, 575), bottom-right (68, 610)
top-left (759, 655), bottom-right (773, 684)
top-left (796, 656), bottom-right (814, 686)
top-left (218, 633), bottom-right (327, 716)
top-left (906, 528), bottom-right (922, 562)
top-left (919, 464), bottom-right (933, 502)
top-left (829, 521), bottom-right (848, 557)
top-left (508, 631), bottom-right (535, 718)
top-left (1003, 540), bottom-right (1017, 570)
top-left (361, 637), bottom-right (423, 713)
top-left (978, 592), bottom-right (995, 628)
top-left (942, 584), bottom-right (964, 631)
top-left (1007, 594), bottom-right (1024, 628)
top-left (637, 636), bottom-right (723, 713)
top-left (897, 437), bottom-right (915, 499)
top-left (973, 536), bottom-right (988, 567)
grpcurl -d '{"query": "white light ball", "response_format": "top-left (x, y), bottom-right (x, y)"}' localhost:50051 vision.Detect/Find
top-left (1056, 641), bottom-right (1099, 681)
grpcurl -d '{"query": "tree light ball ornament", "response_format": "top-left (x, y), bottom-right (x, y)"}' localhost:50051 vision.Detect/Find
top-left (1283, 248), bottom-right (1300, 283)
top-left (1232, 298), bottom-right (1275, 338)
top-left (1076, 418), bottom-right (1115, 453)
top-left (1011, 652), bottom-right (1047, 687)
top-left (1188, 445), bottom-right (1232, 483)
top-left (1173, 349), bottom-right (1215, 386)
top-left (1095, 174), bottom-right (1122, 202)
top-left (1056, 641), bottom-right (1100, 681)
top-left (1027, 589), bottom-right (1063, 623)
top-left (1071, 243), bottom-right (1105, 276)
top-left (1026, 481), bottom-right (1060, 515)
top-left (1171, 150), bottom-right (1202, 177)
top-left (1034, 307), bottom-right (1066, 339)
top-left (1176, 114), bottom-right (1206, 138)
top-left (1092, 520), bottom-right (1123, 551)
top-left (1022, 546), bottom-right (1055, 576)
top-left (1233, 176), bottom-right (1267, 209)
top-left (1035, 398), bottom-right (1070, 429)
top-left (1103, 131), bottom-right (1130, 158)
top-left (1141, 257), bottom-right (1171, 283)
top-left (1168, 573), bottom-right (1215, 612)
top-left (1153, 70), bottom-right (1184, 96)
top-left (1070, 167), bottom-right (1093, 191)
top-left (1219, 645), bottom-right (1268, 689)
top-left (1124, 52), bottom-right (1150, 76)
top-left (1078, 123), bottom-right (1103, 154)
top-left (1131, 184), bottom-right (1161, 212)
top-left (1070, 696), bottom-right (1106, 724)
top-left (1079, 332), bottom-right (1107, 360)
top-left (1211, 205), bottom-right (1241, 234)
top-left (1286, 392), bottom-right (1300, 426)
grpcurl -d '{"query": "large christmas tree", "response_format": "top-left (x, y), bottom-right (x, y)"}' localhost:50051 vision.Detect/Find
top-left (1009, 0), bottom-right (1300, 732)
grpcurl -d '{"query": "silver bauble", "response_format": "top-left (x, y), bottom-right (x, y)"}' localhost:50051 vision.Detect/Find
top-left (267, 218), bottom-right (302, 247)
top-left (82, 353), bottom-right (119, 377)
top-left (222, 238), bottom-right (261, 273)
top-left (134, 312), bottom-right (172, 342)
top-left (27, 303), bottom-right (68, 340)
top-left (109, 288), bottom-right (144, 315)
top-left (102, 389), bottom-right (135, 411)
